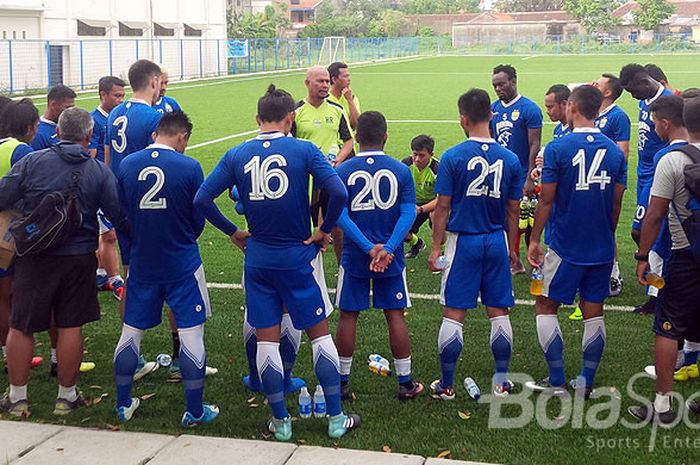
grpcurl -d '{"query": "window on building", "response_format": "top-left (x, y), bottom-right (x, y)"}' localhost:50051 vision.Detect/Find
top-left (77, 20), bottom-right (107, 36)
top-left (291, 0), bottom-right (300, 4)
top-left (119, 22), bottom-right (143, 37)
top-left (154, 23), bottom-right (175, 36)
top-left (2, 31), bottom-right (6, 40)
top-left (184, 24), bottom-right (202, 37)
top-left (22, 30), bottom-right (26, 39)
top-left (12, 31), bottom-right (16, 39)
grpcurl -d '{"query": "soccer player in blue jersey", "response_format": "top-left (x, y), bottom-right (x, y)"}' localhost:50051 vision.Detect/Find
top-left (334, 111), bottom-right (424, 401)
top-left (90, 76), bottom-right (127, 301)
top-left (491, 64), bottom-right (543, 274)
top-left (526, 85), bottom-right (627, 398)
top-left (429, 89), bottom-right (521, 399)
top-left (194, 85), bottom-right (360, 442)
top-left (113, 111), bottom-right (218, 427)
top-left (544, 84), bottom-right (570, 139)
top-left (153, 66), bottom-right (182, 115)
top-left (30, 84), bottom-right (75, 151)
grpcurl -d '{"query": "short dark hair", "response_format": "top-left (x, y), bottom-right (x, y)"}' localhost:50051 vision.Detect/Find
top-left (98, 76), bottom-right (127, 94)
top-left (644, 64), bottom-right (668, 84)
top-left (0, 98), bottom-right (39, 140)
top-left (649, 95), bottom-right (685, 128)
top-left (683, 97), bottom-right (700, 134)
top-left (156, 110), bottom-right (193, 137)
top-left (493, 64), bottom-right (516, 80)
top-left (569, 85), bottom-right (603, 120)
top-left (601, 73), bottom-right (623, 101)
top-left (546, 84), bottom-right (571, 103)
top-left (257, 84), bottom-right (295, 123)
top-left (328, 62), bottom-right (348, 84)
top-left (128, 59), bottom-right (161, 91)
top-left (458, 88), bottom-right (492, 123)
top-left (619, 63), bottom-right (647, 87)
top-left (356, 111), bottom-right (387, 146)
top-left (47, 84), bottom-right (76, 104)
top-left (0, 96), bottom-right (11, 137)
top-left (681, 88), bottom-right (700, 100)
top-left (411, 134), bottom-right (434, 153)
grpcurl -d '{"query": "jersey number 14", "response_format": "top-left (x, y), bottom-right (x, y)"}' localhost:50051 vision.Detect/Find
top-left (572, 149), bottom-right (611, 191)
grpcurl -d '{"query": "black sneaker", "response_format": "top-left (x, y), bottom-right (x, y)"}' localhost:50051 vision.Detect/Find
top-left (340, 382), bottom-right (353, 401)
top-left (569, 378), bottom-right (593, 400)
top-left (633, 298), bottom-right (656, 314)
top-left (50, 362), bottom-right (57, 377)
top-left (686, 398), bottom-right (700, 417)
top-left (398, 381), bottom-right (424, 400)
top-left (627, 404), bottom-right (677, 428)
top-left (405, 238), bottom-right (426, 259)
top-left (524, 378), bottom-right (569, 397)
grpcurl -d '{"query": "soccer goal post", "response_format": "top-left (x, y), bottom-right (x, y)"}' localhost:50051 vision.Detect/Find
top-left (318, 36), bottom-right (346, 65)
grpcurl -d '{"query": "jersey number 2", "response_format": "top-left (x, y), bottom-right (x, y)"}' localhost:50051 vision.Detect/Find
top-left (138, 167), bottom-right (167, 209)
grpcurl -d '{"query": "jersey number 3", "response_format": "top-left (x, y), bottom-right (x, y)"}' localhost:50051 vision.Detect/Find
top-left (138, 166), bottom-right (167, 209)
top-left (111, 116), bottom-right (128, 154)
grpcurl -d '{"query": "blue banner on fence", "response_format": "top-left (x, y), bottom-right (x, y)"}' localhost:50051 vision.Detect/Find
top-left (228, 40), bottom-right (249, 58)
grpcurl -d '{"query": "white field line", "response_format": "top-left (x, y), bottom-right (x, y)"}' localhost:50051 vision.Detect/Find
top-left (206, 282), bottom-right (635, 312)
top-left (186, 129), bottom-right (259, 151)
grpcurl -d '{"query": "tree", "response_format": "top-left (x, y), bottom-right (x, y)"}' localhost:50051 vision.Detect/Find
top-left (403, 0), bottom-right (480, 14)
top-left (380, 10), bottom-right (408, 36)
top-left (633, 0), bottom-right (675, 31)
top-left (228, 3), bottom-right (290, 38)
top-left (564, 0), bottom-right (621, 33)
top-left (497, 0), bottom-right (565, 12)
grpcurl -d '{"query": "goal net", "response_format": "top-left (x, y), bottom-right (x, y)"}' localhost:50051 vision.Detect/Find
top-left (318, 36), bottom-right (346, 65)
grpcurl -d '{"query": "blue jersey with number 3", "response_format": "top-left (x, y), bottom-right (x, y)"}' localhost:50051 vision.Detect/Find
top-left (117, 144), bottom-right (205, 283)
top-left (106, 99), bottom-right (162, 176)
top-left (200, 132), bottom-right (338, 270)
top-left (435, 138), bottom-right (522, 234)
top-left (542, 129), bottom-right (627, 265)
top-left (336, 152), bottom-right (415, 278)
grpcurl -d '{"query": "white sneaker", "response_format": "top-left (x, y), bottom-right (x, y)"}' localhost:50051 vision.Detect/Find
top-left (117, 397), bottom-right (140, 423)
top-left (133, 361), bottom-right (159, 382)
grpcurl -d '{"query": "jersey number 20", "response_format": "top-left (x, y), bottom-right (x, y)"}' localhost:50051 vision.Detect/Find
top-left (348, 169), bottom-right (398, 211)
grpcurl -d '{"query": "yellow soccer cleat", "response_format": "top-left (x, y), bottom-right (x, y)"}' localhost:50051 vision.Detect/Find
top-left (569, 306), bottom-right (583, 321)
top-left (688, 364), bottom-right (699, 379)
top-left (675, 366), bottom-right (690, 382)
top-left (80, 362), bottom-right (96, 373)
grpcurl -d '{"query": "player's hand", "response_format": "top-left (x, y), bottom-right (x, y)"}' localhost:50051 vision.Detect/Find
top-left (342, 86), bottom-right (354, 101)
top-left (509, 250), bottom-right (520, 268)
top-left (530, 167), bottom-right (541, 182)
top-left (371, 248), bottom-right (394, 273)
top-left (523, 177), bottom-right (536, 196)
top-left (427, 248), bottom-right (441, 272)
top-left (636, 260), bottom-right (650, 286)
top-left (231, 229), bottom-right (251, 253)
top-left (527, 240), bottom-right (544, 268)
top-left (368, 244), bottom-right (383, 259)
top-left (304, 228), bottom-right (331, 252)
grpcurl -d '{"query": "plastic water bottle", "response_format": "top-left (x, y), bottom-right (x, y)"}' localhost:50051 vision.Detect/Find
top-left (313, 384), bottom-right (326, 418)
top-left (519, 196), bottom-right (529, 229)
top-left (530, 266), bottom-right (543, 296)
top-left (368, 354), bottom-right (392, 376)
top-left (646, 272), bottom-right (666, 289)
top-left (434, 255), bottom-right (449, 270)
top-left (156, 353), bottom-right (172, 367)
top-left (528, 197), bottom-right (538, 227)
top-left (298, 386), bottom-right (312, 419)
top-left (463, 377), bottom-right (481, 400)
top-left (327, 144), bottom-right (339, 164)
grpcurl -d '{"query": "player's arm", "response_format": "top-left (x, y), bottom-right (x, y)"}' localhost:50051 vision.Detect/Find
top-left (190, 164), bottom-right (207, 238)
top-left (527, 181), bottom-right (555, 267)
top-left (110, 172), bottom-right (132, 264)
top-left (304, 174), bottom-right (348, 250)
top-left (524, 126), bottom-right (542, 195)
top-left (337, 208), bottom-right (374, 253)
top-left (611, 183), bottom-right (626, 231)
top-left (104, 145), bottom-right (110, 166)
top-left (428, 194), bottom-right (450, 272)
top-left (419, 198), bottom-right (438, 214)
top-left (343, 91), bottom-right (360, 130)
top-left (635, 195), bottom-right (670, 285)
top-left (334, 114), bottom-right (354, 165)
top-left (616, 141), bottom-right (630, 161)
top-left (384, 173), bottom-right (417, 256)
top-left (506, 199), bottom-right (519, 265)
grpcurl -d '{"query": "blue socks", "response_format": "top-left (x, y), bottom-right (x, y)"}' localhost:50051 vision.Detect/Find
top-left (490, 316), bottom-right (513, 386)
top-left (684, 340), bottom-right (700, 366)
top-left (579, 316), bottom-right (606, 388)
top-left (536, 314), bottom-right (565, 387)
top-left (257, 341), bottom-right (288, 420)
top-left (113, 325), bottom-right (143, 409)
top-left (179, 325), bottom-right (206, 418)
top-left (280, 313), bottom-right (301, 385)
top-left (438, 317), bottom-right (463, 388)
top-left (243, 318), bottom-right (260, 389)
top-left (312, 335), bottom-right (342, 417)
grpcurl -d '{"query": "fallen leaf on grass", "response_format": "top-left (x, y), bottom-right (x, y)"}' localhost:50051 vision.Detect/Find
top-left (249, 403), bottom-right (259, 408)
top-left (297, 439), bottom-right (306, 445)
top-left (382, 445), bottom-right (392, 453)
top-left (81, 417), bottom-right (91, 423)
top-left (351, 392), bottom-right (357, 401)
top-left (105, 423), bottom-right (120, 431)
top-left (89, 385), bottom-right (102, 390)
top-left (56, 448), bottom-right (64, 452)
top-left (437, 450), bottom-right (451, 459)
top-left (247, 396), bottom-right (256, 403)
top-left (183, 442), bottom-right (191, 448)
top-left (140, 393), bottom-right (156, 401)
top-left (457, 410), bottom-right (471, 420)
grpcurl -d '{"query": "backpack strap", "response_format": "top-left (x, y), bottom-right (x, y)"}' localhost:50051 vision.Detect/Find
top-left (677, 144), bottom-right (700, 164)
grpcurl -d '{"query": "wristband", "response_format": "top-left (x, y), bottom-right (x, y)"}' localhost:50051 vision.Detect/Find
top-left (634, 251), bottom-right (649, 261)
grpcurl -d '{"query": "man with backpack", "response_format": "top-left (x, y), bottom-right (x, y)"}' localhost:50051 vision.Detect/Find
top-left (0, 107), bottom-right (124, 417)
top-left (628, 96), bottom-right (700, 426)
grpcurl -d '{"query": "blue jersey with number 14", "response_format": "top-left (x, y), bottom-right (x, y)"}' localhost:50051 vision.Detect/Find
top-left (106, 99), bottom-right (162, 176)
top-left (542, 129), bottom-right (627, 265)
top-left (200, 132), bottom-right (338, 270)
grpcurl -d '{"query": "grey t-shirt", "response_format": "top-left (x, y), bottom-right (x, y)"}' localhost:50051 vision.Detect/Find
top-left (650, 142), bottom-right (699, 250)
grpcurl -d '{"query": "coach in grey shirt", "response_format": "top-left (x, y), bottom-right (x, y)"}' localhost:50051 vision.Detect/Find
top-left (628, 96), bottom-right (700, 425)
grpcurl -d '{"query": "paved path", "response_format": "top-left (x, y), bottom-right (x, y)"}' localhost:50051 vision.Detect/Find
top-left (0, 420), bottom-right (499, 465)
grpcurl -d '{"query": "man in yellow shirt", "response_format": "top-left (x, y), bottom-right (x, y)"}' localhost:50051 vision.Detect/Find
top-left (327, 62), bottom-right (361, 133)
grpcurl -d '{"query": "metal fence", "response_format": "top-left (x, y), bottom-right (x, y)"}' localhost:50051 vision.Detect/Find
top-left (0, 33), bottom-right (696, 95)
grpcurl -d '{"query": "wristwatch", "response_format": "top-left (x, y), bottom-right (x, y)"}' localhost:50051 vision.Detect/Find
top-left (634, 251), bottom-right (649, 261)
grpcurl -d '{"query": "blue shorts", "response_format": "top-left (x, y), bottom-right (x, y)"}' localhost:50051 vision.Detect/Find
top-left (632, 179), bottom-right (652, 232)
top-left (244, 251), bottom-right (333, 330)
top-left (541, 249), bottom-right (613, 305)
top-left (0, 263), bottom-right (14, 278)
top-left (124, 264), bottom-right (211, 330)
top-left (97, 209), bottom-right (113, 235)
top-left (440, 231), bottom-right (515, 310)
top-left (335, 267), bottom-right (410, 311)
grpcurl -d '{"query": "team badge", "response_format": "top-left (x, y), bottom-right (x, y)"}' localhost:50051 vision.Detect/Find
top-left (165, 103), bottom-right (173, 112)
top-left (501, 113), bottom-right (507, 121)
top-left (587, 135), bottom-right (594, 142)
top-left (511, 109), bottom-right (520, 121)
top-left (663, 321), bottom-right (672, 331)
top-left (482, 144), bottom-right (489, 151)
top-left (314, 118), bottom-right (322, 128)
top-left (263, 141), bottom-right (271, 148)
top-left (325, 116), bottom-right (334, 124)
top-left (151, 151), bottom-right (159, 158)
top-left (196, 305), bottom-right (202, 313)
top-left (396, 292), bottom-right (403, 300)
top-left (367, 157), bottom-right (374, 165)
top-left (316, 307), bottom-right (323, 316)
top-left (598, 117), bottom-right (608, 128)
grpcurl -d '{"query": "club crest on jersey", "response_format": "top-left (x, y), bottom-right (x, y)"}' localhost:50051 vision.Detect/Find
top-left (511, 109), bottom-right (520, 121)
top-left (597, 117), bottom-right (608, 128)
top-left (314, 118), bottom-right (322, 128)
top-left (165, 103), bottom-right (173, 112)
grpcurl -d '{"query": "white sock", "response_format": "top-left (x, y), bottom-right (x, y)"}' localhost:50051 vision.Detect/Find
top-left (676, 350), bottom-right (685, 370)
top-left (654, 392), bottom-right (671, 413)
top-left (58, 384), bottom-right (78, 402)
top-left (108, 275), bottom-right (123, 285)
top-left (1, 345), bottom-right (6, 360)
top-left (96, 268), bottom-right (107, 277)
top-left (611, 261), bottom-right (620, 280)
top-left (394, 356), bottom-right (412, 378)
top-left (9, 384), bottom-right (27, 403)
top-left (51, 348), bottom-right (57, 364)
top-left (339, 356), bottom-right (353, 377)
top-left (684, 340), bottom-right (700, 352)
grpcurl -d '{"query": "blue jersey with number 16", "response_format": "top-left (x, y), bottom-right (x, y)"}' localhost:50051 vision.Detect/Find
top-left (542, 128), bottom-right (627, 266)
top-left (106, 98), bottom-right (162, 176)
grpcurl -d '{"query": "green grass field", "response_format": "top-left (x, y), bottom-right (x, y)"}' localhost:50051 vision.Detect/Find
top-left (5, 55), bottom-right (700, 465)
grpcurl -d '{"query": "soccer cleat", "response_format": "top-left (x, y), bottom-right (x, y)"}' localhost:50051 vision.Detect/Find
top-left (568, 306), bottom-right (583, 321)
top-left (50, 362), bottom-right (58, 377)
top-left (283, 376), bottom-right (305, 395)
top-left (80, 361), bottom-right (96, 373)
top-left (242, 374), bottom-right (261, 392)
top-left (167, 360), bottom-right (218, 383)
top-left (627, 404), bottom-right (676, 428)
top-left (340, 382), bottom-right (353, 401)
top-left (524, 378), bottom-right (568, 397)
top-left (398, 381), bottom-right (424, 400)
top-left (328, 413), bottom-right (361, 438)
top-left (429, 379), bottom-right (456, 400)
top-left (267, 416), bottom-right (292, 442)
top-left (116, 397), bottom-right (141, 423)
top-left (0, 391), bottom-right (30, 417)
top-left (53, 392), bottom-right (87, 416)
top-left (96, 274), bottom-right (112, 291)
top-left (405, 238), bottom-right (426, 259)
top-left (133, 355), bottom-right (159, 382)
top-left (633, 298), bottom-right (656, 315)
top-left (674, 364), bottom-right (699, 382)
top-left (493, 380), bottom-right (515, 397)
top-left (112, 279), bottom-right (125, 301)
top-left (686, 398), bottom-right (700, 417)
top-left (569, 378), bottom-right (593, 400)
top-left (609, 276), bottom-right (623, 297)
top-left (181, 403), bottom-right (220, 428)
